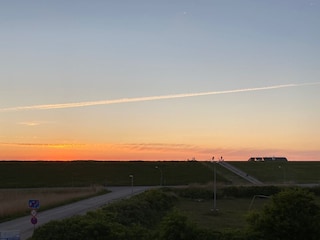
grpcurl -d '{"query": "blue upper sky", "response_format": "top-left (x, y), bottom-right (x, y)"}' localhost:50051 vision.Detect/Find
top-left (1, 0), bottom-right (319, 160)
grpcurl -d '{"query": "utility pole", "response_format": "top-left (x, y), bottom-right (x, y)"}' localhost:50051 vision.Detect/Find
top-left (213, 160), bottom-right (217, 210)
top-left (211, 156), bottom-right (217, 212)
top-left (155, 166), bottom-right (163, 186)
top-left (129, 175), bottom-right (134, 195)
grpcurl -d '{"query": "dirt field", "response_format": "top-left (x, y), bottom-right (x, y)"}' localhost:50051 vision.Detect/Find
top-left (0, 186), bottom-right (104, 221)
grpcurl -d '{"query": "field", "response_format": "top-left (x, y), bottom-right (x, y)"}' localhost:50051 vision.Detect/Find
top-left (176, 191), bottom-right (320, 231)
top-left (0, 187), bottom-right (106, 222)
top-left (177, 197), bottom-right (269, 230)
top-left (0, 160), bottom-right (319, 224)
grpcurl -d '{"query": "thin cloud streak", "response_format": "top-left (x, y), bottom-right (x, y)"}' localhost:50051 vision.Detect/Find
top-left (18, 121), bottom-right (42, 126)
top-left (1, 82), bottom-right (319, 112)
top-left (0, 142), bottom-right (84, 148)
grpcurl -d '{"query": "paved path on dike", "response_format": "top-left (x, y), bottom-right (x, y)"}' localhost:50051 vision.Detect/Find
top-left (217, 161), bottom-right (263, 185)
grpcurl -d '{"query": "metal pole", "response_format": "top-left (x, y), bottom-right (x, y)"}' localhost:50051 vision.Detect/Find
top-left (155, 166), bottom-right (163, 186)
top-left (279, 165), bottom-right (286, 184)
top-left (129, 175), bottom-right (133, 194)
top-left (213, 161), bottom-right (217, 210)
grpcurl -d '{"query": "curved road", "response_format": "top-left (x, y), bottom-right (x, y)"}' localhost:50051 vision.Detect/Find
top-left (0, 186), bottom-right (152, 240)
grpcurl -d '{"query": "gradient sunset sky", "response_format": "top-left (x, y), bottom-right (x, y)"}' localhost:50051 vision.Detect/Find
top-left (1, 0), bottom-right (320, 161)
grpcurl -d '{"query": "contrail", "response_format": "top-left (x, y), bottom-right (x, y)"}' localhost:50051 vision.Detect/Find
top-left (1, 82), bottom-right (319, 112)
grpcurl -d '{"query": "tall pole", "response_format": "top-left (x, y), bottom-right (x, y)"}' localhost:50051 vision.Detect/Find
top-left (278, 165), bottom-right (286, 184)
top-left (129, 175), bottom-right (134, 194)
top-left (213, 161), bottom-right (217, 210)
top-left (155, 166), bottom-right (163, 186)
top-left (211, 156), bottom-right (217, 211)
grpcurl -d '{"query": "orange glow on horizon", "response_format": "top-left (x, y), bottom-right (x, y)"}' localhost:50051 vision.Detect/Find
top-left (0, 142), bottom-right (319, 161)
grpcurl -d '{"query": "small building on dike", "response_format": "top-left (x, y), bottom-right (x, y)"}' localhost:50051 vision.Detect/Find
top-left (248, 157), bottom-right (288, 162)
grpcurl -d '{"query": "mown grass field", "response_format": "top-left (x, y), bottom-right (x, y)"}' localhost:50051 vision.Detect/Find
top-left (176, 192), bottom-right (320, 231)
top-left (0, 161), bottom-right (224, 188)
top-left (0, 160), bottom-right (319, 188)
top-left (177, 197), bottom-right (269, 230)
top-left (230, 161), bottom-right (320, 184)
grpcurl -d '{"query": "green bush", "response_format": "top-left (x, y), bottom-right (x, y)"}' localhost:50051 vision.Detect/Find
top-left (32, 186), bottom-right (320, 240)
top-left (173, 187), bottom-right (213, 200)
top-left (157, 210), bottom-right (199, 240)
top-left (308, 186), bottom-right (320, 196)
top-left (31, 189), bottom-right (176, 240)
top-left (221, 185), bottom-right (282, 198)
top-left (101, 189), bottom-right (177, 227)
top-left (247, 188), bottom-right (320, 240)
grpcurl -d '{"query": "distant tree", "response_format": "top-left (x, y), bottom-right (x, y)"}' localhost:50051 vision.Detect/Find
top-left (247, 188), bottom-right (320, 240)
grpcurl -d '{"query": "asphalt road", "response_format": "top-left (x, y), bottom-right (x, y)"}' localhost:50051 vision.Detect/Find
top-left (0, 186), bottom-right (152, 240)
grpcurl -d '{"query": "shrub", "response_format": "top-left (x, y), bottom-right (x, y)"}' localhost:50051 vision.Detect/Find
top-left (157, 210), bottom-right (198, 240)
top-left (247, 188), bottom-right (320, 240)
top-left (221, 186), bottom-right (282, 198)
top-left (31, 189), bottom-right (176, 240)
top-left (174, 187), bottom-right (213, 200)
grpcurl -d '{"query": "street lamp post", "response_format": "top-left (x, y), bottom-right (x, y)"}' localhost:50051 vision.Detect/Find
top-left (155, 166), bottom-right (163, 186)
top-left (211, 157), bottom-right (217, 212)
top-left (213, 160), bottom-right (217, 211)
top-left (129, 175), bottom-right (134, 194)
top-left (278, 165), bottom-right (286, 184)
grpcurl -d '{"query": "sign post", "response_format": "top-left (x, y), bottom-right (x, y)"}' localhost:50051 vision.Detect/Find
top-left (28, 200), bottom-right (40, 209)
top-left (28, 200), bottom-right (40, 231)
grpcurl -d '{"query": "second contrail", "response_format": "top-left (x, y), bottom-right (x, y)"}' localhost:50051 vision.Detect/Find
top-left (0, 82), bottom-right (319, 112)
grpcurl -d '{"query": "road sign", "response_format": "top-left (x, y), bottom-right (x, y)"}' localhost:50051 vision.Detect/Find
top-left (31, 216), bottom-right (37, 225)
top-left (31, 209), bottom-right (37, 217)
top-left (28, 200), bottom-right (40, 209)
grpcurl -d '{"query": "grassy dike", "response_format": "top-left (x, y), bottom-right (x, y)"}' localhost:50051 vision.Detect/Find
top-left (0, 160), bottom-right (229, 188)
top-left (1, 160), bottom-right (319, 188)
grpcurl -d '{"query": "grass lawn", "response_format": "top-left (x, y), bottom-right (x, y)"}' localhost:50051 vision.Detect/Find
top-left (176, 197), bottom-right (270, 230)
top-left (0, 161), bottom-right (216, 187)
top-left (0, 161), bottom-right (319, 188)
top-left (176, 189), bottom-right (320, 231)
top-left (230, 161), bottom-right (320, 184)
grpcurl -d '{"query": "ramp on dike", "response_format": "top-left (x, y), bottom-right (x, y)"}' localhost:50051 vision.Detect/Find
top-left (217, 161), bottom-right (263, 185)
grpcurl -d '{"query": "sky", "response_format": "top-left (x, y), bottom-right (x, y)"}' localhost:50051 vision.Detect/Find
top-left (1, 0), bottom-right (320, 161)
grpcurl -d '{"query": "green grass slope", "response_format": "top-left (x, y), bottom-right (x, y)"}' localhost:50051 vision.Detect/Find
top-left (0, 160), bottom-right (319, 188)
top-left (230, 161), bottom-right (320, 184)
top-left (0, 161), bottom-right (229, 188)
